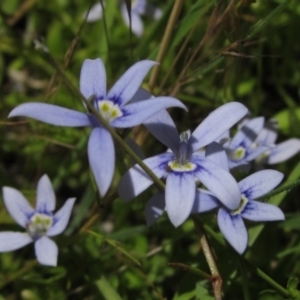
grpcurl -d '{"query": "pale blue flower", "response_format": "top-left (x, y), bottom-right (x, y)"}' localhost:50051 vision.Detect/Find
top-left (222, 117), bottom-right (269, 171)
top-left (118, 102), bottom-right (248, 227)
top-left (9, 58), bottom-right (186, 197)
top-left (192, 144), bottom-right (285, 254)
top-left (255, 119), bottom-right (300, 166)
top-left (217, 170), bottom-right (285, 254)
top-left (144, 143), bottom-right (225, 227)
top-left (87, 0), bottom-right (162, 37)
top-left (0, 175), bottom-right (76, 266)
top-left (121, 0), bottom-right (162, 37)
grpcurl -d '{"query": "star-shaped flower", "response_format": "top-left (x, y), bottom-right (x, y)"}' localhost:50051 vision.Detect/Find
top-left (191, 144), bottom-right (285, 254)
top-left (0, 175), bottom-right (76, 266)
top-left (118, 102), bottom-right (248, 227)
top-left (217, 169), bottom-right (285, 253)
top-left (222, 117), bottom-right (269, 171)
top-left (9, 58), bottom-right (186, 197)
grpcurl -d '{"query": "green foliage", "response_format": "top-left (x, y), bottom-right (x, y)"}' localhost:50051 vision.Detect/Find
top-left (1, 0), bottom-right (300, 299)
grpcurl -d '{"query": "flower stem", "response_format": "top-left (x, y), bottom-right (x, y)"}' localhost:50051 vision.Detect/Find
top-left (193, 218), bottom-right (223, 300)
top-left (168, 262), bottom-right (211, 279)
top-left (239, 258), bottom-right (251, 300)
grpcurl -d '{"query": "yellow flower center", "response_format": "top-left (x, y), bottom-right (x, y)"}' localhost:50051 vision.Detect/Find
top-left (230, 146), bottom-right (246, 161)
top-left (168, 160), bottom-right (197, 172)
top-left (98, 100), bottom-right (123, 122)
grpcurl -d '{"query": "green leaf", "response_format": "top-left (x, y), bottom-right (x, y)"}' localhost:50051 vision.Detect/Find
top-left (257, 290), bottom-right (284, 300)
top-left (88, 229), bottom-right (141, 266)
top-left (170, 1), bottom-right (213, 49)
top-left (248, 0), bottom-right (291, 38)
top-left (196, 282), bottom-right (215, 300)
top-left (274, 107), bottom-right (300, 134)
top-left (173, 290), bottom-right (196, 300)
top-left (287, 277), bottom-right (299, 292)
top-left (287, 277), bottom-right (300, 299)
top-left (105, 238), bottom-right (141, 267)
top-left (64, 183), bottom-right (96, 235)
top-left (95, 276), bottom-right (123, 300)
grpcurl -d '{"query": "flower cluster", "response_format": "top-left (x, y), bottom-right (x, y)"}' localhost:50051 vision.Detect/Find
top-left (5, 53), bottom-right (299, 264)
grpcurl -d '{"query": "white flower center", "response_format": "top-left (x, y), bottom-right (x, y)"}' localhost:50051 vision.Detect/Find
top-left (231, 194), bottom-right (248, 216)
top-left (229, 146), bottom-right (246, 161)
top-left (26, 213), bottom-right (53, 240)
top-left (98, 100), bottom-right (123, 122)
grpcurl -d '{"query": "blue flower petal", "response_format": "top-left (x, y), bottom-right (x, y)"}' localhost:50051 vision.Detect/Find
top-left (238, 170), bottom-right (284, 199)
top-left (230, 117), bottom-right (264, 149)
top-left (118, 153), bottom-right (172, 202)
top-left (107, 60), bottom-right (157, 106)
top-left (256, 119), bottom-right (278, 145)
top-left (228, 160), bottom-right (250, 172)
top-left (268, 139), bottom-right (300, 164)
top-left (80, 58), bottom-right (106, 101)
top-left (88, 127), bottom-right (115, 197)
top-left (190, 102), bottom-right (248, 151)
top-left (47, 198), bottom-right (76, 237)
top-left (192, 157), bottom-right (241, 210)
top-left (129, 87), bottom-right (152, 103)
top-left (242, 200), bottom-right (285, 221)
top-left (34, 236), bottom-right (58, 266)
top-left (145, 193), bottom-right (165, 227)
top-left (191, 189), bottom-right (219, 213)
top-left (205, 142), bottom-right (229, 172)
top-left (111, 96), bottom-right (186, 128)
top-left (0, 232), bottom-right (32, 252)
top-left (218, 208), bottom-right (248, 254)
top-left (2, 187), bottom-right (34, 228)
top-left (9, 103), bottom-right (91, 127)
top-left (143, 109), bottom-right (180, 153)
top-left (246, 145), bottom-right (270, 161)
top-left (36, 174), bottom-right (56, 214)
top-left (166, 172), bottom-right (195, 227)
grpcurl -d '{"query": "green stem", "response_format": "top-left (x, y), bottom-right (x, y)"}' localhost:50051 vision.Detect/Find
top-left (168, 262), bottom-right (211, 279)
top-left (239, 259), bottom-right (251, 300)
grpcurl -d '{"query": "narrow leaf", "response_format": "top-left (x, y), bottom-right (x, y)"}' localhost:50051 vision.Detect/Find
top-left (95, 276), bottom-right (123, 300)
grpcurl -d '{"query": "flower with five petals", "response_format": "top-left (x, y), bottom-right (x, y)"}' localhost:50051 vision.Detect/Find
top-left (118, 102), bottom-right (248, 227)
top-left (0, 175), bottom-right (75, 266)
